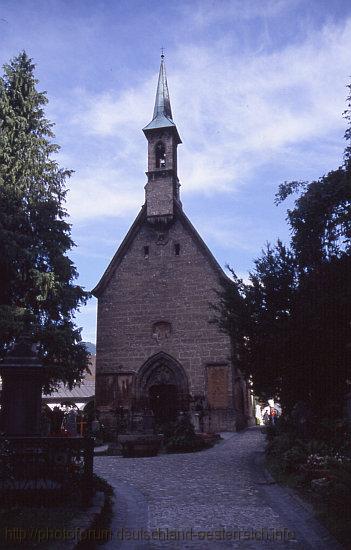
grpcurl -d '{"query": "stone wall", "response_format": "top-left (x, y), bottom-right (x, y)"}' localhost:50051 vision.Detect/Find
top-left (145, 171), bottom-right (175, 218)
top-left (95, 213), bottom-right (241, 431)
top-left (144, 128), bottom-right (179, 219)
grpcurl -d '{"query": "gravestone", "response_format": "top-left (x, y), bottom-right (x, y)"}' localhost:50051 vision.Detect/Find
top-left (0, 331), bottom-right (46, 436)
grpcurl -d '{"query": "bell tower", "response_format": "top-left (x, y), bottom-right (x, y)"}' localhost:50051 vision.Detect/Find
top-left (143, 54), bottom-right (182, 224)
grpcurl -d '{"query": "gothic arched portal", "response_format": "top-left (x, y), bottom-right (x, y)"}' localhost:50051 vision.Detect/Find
top-left (137, 352), bottom-right (189, 422)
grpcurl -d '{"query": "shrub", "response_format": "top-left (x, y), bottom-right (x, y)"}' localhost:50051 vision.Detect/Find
top-left (312, 419), bottom-right (351, 451)
top-left (316, 463), bottom-right (351, 522)
top-left (266, 432), bottom-right (302, 458)
top-left (280, 446), bottom-right (307, 474)
top-left (305, 439), bottom-right (332, 457)
top-left (156, 420), bottom-right (178, 442)
top-left (165, 415), bottom-right (210, 453)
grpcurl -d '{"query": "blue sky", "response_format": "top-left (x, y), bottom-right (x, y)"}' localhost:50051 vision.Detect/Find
top-left (1, 0), bottom-right (351, 342)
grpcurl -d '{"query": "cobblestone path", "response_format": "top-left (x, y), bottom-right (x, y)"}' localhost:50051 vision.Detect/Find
top-left (94, 428), bottom-right (339, 549)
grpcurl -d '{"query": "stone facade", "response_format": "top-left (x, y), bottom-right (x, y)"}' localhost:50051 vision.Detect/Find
top-left (93, 57), bottom-right (253, 433)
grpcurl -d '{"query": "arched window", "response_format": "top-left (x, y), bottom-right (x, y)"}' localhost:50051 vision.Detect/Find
top-left (155, 141), bottom-right (166, 168)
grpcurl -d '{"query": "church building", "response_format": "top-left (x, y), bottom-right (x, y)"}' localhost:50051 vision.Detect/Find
top-left (93, 56), bottom-right (253, 433)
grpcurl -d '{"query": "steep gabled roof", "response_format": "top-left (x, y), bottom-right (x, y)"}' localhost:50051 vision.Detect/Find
top-left (92, 204), bottom-right (229, 297)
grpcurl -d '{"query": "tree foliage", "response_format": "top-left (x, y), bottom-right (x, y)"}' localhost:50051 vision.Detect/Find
top-left (275, 169), bottom-right (351, 269)
top-left (217, 85), bottom-right (351, 417)
top-left (216, 242), bottom-right (297, 403)
top-left (0, 51), bottom-right (89, 389)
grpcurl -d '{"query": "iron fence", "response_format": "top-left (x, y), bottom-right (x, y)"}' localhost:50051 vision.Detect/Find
top-left (0, 436), bottom-right (94, 506)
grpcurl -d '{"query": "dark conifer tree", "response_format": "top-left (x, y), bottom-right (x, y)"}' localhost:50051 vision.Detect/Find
top-left (0, 51), bottom-right (89, 389)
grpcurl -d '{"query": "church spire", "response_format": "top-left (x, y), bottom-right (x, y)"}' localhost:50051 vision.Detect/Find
top-left (143, 54), bottom-right (181, 143)
top-left (153, 53), bottom-right (173, 121)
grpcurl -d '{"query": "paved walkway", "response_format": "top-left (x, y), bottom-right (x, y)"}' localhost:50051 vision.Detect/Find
top-left (94, 428), bottom-right (340, 549)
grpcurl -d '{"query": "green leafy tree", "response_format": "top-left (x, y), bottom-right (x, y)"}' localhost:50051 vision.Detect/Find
top-left (215, 242), bottom-right (296, 403)
top-left (0, 51), bottom-right (89, 389)
top-left (274, 174), bottom-right (351, 415)
top-left (275, 170), bottom-right (351, 269)
top-left (273, 88), bottom-right (351, 414)
top-left (285, 256), bottom-right (350, 414)
top-left (218, 83), bottom-right (351, 417)
top-left (245, 241), bottom-right (297, 404)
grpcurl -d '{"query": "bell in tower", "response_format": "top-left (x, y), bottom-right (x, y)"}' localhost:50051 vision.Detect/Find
top-left (143, 54), bottom-right (182, 224)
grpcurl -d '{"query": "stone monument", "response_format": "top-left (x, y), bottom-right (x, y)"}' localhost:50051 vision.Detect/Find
top-left (0, 331), bottom-right (46, 436)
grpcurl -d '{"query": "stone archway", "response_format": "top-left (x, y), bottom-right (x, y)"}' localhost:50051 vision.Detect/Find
top-left (138, 353), bottom-right (189, 423)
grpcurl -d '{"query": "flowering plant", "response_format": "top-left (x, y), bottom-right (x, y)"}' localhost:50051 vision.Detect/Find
top-left (306, 453), bottom-right (351, 469)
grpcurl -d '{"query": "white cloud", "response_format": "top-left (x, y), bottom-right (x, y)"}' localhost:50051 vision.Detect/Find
top-left (71, 83), bottom-right (154, 137)
top-left (182, 0), bottom-right (301, 27)
top-left (193, 213), bottom-right (271, 254)
top-left (203, 219), bottom-right (255, 252)
top-left (66, 166), bottom-right (142, 221)
top-left (63, 17), bottom-right (351, 221)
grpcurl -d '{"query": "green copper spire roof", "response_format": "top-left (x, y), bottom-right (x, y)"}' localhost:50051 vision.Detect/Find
top-left (153, 54), bottom-right (173, 120)
top-left (143, 54), bottom-right (181, 141)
